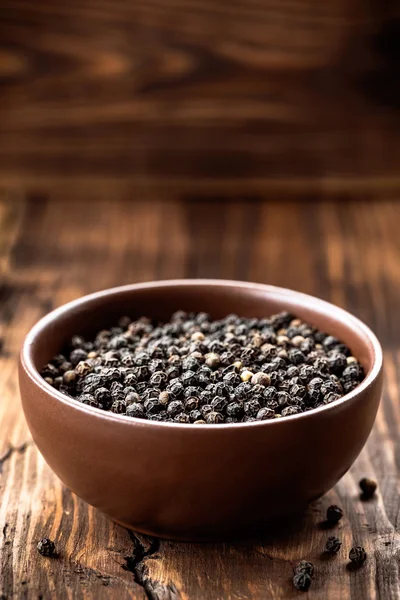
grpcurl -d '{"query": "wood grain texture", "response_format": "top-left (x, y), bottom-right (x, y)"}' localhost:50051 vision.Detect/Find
top-left (1, 1), bottom-right (400, 195)
top-left (1, 195), bottom-right (400, 599)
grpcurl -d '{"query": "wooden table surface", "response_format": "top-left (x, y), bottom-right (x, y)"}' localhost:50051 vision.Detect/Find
top-left (0, 195), bottom-right (400, 599)
top-left (1, 1), bottom-right (400, 195)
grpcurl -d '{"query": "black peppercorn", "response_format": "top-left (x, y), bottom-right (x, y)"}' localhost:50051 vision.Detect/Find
top-left (181, 370), bottom-right (197, 386)
top-left (37, 538), bottom-right (56, 557)
top-left (175, 412), bottom-right (190, 423)
top-left (300, 338), bottom-right (315, 354)
top-left (182, 356), bottom-right (200, 372)
top-left (189, 409), bottom-right (202, 422)
top-left (121, 354), bottom-right (135, 367)
top-left (79, 393), bottom-right (98, 407)
top-left (71, 335), bottom-right (86, 348)
top-left (294, 561), bottom-right (314, 577)
top-left (196, 371), bottom-right (210, 387)
top-left (323, 392), bottom-right (341, 405)
top-left (349, 546), bottom-right (367, 565)
top-left (223, 371), bottom-right (241, 386)
top-left (293, 572), bottom-right (312, 592)
top-left (320, 381), bottom-right (337, 397)
top-left (205, 411), bottom-right (224, 424)
top-left (359, 477), bottom-right (377, 499)
top-left (326, 505), bottom-right (343, 525)
top-left (276, 391), bottom-right (290, 407)
top-left (143, 399), bottom-right (162, 414)
top-left (166, 365), bottom-right (181, 380)
top-left (70, 348), bottom-right (88, 366)
top-left (251, 384), bottom-right (265, 398)
top-left (94, 387), bottom-right (111, 408)
top-left (142, 387), bottom-right (160, 402)
top-left (234, 382), bottom-right (253, 400)
top-left (134, 352), bottom-right (150, 366)
top-left (212, 382), bottom-right (230, 398)
top-left (287, 348), bottom-right (305, 365)
top-left (167, 379), bottom-right (184, 399)
top-left (125, 391), bottom-right (141, 406)
top-left (256, 407), bottom-right (275, 420)
top-left (290, 384), bottom-right (306, 399)
top-left (226, 402), bottom-right (243, 417)
top-left (244, 399), bottom-right (261, 417)
top-left (333, 343), bottom-right (350, 357)
top-left (307, 387), bottom-right (321, 403)
top-left (209, 395), bottom-right (226, 413)
top-left (325, 536), bottom-right (342, 553)
top-left (297, 364), bottom-right (314, 383)
top-left (342, 363), bottom-right (364, 381)
top-left (167, 400), bottom-right (184, 417)
top-left (124, 373), bottom-right (138, 387)
top-left (185, 397), bottom-right (199, 412)
top-left (183, 386), bottom-right (201, 399)
top-left (209, 341), bottom-right (224, 355)
top-left (110, 399), bottom-right (127, 414)
top-left (328, 353), bottom-right (347, 374)
top-left (63, 370), bottom-right (76, 386)
top-left (126, 403), bottom-right (145, 418)
top-left (281, 405), bottom-right (302, 417)
top-left (314, 357), bottom-right (329, 374)
top-left (110, 381), bottom-right (124, 395)
top-left (263, 386), bottom-right (277, 402)
top-left (201, 404), bottom-right (213, 417)
top-left (322, 336), bottom-right (339, 351)
top-left (220, 351), bottom-right (235, 366)
top-left (308, 377), bottom-right (324, 389)
top-left (149, 359), bottom-right (164, 374)
top-left (134, 365), bottom-right (150, 381)
top-left (59, 361), bottom-right (73, 373)
top-left (260, 343), bottom-right (277, 359)
top-left (200, 390), bottom-right (213, 404)
top-left (149, 371), bottom-right (168, 387)
top-left (101, 367), bottom-right (122, 383)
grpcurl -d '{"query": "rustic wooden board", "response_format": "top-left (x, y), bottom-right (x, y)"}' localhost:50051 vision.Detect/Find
top-left (0, 195), bottom-right (400, 599)
top-left (1, 1), bottom-right (400, 195)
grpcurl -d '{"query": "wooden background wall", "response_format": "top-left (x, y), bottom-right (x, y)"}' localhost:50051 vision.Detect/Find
top-left (1, 0), bottom-right (400, 198)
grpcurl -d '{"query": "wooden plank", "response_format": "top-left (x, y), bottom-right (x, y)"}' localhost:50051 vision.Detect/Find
top-left (0, 196), bottom-right (400, 598)
top-left (1, 1), bottom-right (400, 195)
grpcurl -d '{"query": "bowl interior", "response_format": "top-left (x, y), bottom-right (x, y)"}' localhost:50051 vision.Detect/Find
top-left (26, 281), bottom-right (379, 382)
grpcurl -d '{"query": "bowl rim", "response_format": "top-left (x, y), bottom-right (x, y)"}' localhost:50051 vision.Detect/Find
top-left (20, 279), bottom-right (383, 430)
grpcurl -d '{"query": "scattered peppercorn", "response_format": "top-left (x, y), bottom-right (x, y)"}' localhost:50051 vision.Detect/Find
top-left (325, 536), bottom-right (342, 553)
top-left (349, 546), bottom-right (367, 565)
top-left (293, 572), bottom-right (312, 592)
top-left (326, 505), bottom-right (344, 525)
top-left (294, 561), bottom-right (314, 577)
top-left (41, 311), bottom-right (365, 424)
top-left (359, 477), bottom-right (377, 499)
top-left (37, 538), bottom-right (56, 557)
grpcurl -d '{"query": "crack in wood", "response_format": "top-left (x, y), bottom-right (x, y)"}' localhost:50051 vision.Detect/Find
top-left (123, 531), bottom-right (181, 600)
top-left (0, 442), bottom-right (30, 474)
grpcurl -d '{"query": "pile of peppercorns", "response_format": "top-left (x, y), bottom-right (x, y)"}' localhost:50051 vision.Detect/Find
top-left (40, 311), bottom-right (365, 424)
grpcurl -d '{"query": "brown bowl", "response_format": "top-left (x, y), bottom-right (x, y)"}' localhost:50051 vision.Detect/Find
top-left (19, 280), bottom-right (383, 541)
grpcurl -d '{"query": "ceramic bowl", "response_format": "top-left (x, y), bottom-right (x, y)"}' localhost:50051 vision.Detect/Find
top-left (19, 280), bottom-right (383, 540)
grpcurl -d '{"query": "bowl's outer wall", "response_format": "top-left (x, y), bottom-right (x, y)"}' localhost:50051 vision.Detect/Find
top-left (19, 282), bottom-right (383, 540)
